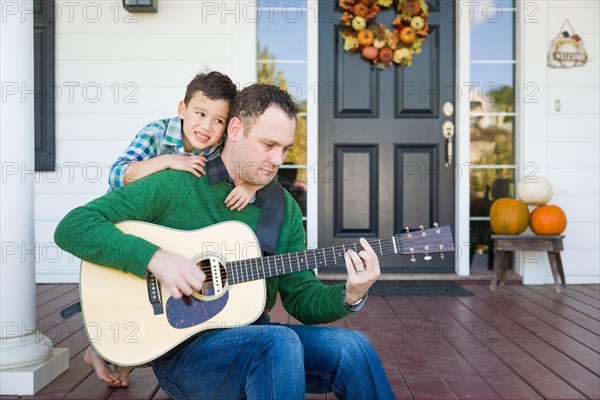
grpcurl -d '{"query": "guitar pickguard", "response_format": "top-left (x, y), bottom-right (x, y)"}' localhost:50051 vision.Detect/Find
top-left (166, 292), bottom-right (230, 329)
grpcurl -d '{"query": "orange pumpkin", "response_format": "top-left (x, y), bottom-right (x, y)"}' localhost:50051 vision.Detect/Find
top-left (530, 205), bottom-right (567, 235)
top-left (400, 0), bottom-right (421, 16)
top-left (353, 2), bottom-right (369, 17)
top-left (489, 198), bottom-right (530, 235)
top-left (361, 46), bottom-right (379, 61)
top-left (399, 26), bottom-right (416, 44)
top-left (379, 47), bottom-right (393, 63)
top-left (357, 29), bottom-right (375, 46)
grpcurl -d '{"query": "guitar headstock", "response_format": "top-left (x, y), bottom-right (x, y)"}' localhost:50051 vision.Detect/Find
top-left (394, 224), bottom-right (455, 261)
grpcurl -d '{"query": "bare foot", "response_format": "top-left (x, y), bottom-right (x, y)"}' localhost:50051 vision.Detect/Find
top-left (115, 365), bottom-right (131, 387)
top-left (83, 346), bottom-right (130, 387)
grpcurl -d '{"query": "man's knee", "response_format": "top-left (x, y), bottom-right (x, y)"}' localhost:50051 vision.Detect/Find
top-left (335, 330), bottom-right (373, 360)
top-left (245, 327), bottom-right (305, 398)
top-left (261, 326), bottom-right (304, 358)
top-left (344, 329), bottom-right (368, 343)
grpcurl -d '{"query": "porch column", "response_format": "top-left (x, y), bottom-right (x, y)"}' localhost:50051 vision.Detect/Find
top-left (0, 0), bottom-right (68, 395)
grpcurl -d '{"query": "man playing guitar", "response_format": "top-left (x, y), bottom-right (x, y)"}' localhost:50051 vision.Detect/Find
top-left (55, 84), bottom-right (396, 399)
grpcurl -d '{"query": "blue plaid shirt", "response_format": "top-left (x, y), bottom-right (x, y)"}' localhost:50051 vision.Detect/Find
top-left (108, 117), bottom-right (223, 190)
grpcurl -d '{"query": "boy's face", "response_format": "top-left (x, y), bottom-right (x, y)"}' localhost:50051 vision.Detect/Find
top-left (178, 91), bottom-right (229, 152)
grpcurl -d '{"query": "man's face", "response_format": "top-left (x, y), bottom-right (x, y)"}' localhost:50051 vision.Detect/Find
top-left (178, 91), bottom-right (229, 152)
top-left (230, 106), bottom-right (296, 186)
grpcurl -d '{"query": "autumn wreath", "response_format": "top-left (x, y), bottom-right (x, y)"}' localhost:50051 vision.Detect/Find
top-left (340, 0), bottom-right (429, 68)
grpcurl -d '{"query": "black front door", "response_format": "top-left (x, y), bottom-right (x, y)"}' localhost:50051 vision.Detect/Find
top-left (318, 0), bottom-right (456, 272)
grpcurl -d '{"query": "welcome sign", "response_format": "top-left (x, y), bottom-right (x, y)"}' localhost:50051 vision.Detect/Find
top-left (547, 19), bottom-right (588, 69)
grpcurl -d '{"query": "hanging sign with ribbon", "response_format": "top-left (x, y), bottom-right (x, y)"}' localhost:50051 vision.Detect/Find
top-left (547, 19), bottom-right (588, 68)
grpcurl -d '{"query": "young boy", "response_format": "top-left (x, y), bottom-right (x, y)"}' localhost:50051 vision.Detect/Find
top-left (107, 71), bottom-right (257, 210)
top-left (85, 71), bottom-right (261, 387)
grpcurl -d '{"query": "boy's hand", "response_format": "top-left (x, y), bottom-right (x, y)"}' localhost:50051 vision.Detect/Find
top-left (225, 183), bottom-right (260, 211)
top-left (166, 154), bottom-right (207, 177)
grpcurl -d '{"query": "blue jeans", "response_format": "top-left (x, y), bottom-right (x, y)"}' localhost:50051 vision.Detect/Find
top-left (152, 323), bottom-right (396, 400)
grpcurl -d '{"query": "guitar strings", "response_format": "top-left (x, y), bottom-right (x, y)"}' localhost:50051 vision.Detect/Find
top-left (223, 231), bottom-right (453, 283)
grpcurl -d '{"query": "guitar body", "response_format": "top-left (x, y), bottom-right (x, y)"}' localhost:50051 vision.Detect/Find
top-left (78, 220), bottom-right (455, 366)
top-left (80, 221), bottom-right (266, 366)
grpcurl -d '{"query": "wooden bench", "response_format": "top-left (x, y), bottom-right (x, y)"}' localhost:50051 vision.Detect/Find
top-left (490, 235), bottom-right (566, 293)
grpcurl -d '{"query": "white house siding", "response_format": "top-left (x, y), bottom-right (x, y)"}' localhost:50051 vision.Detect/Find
top-left (35, 1), bottom-right (257, 282)
top-left (521, 0), bottom-right (599, 285)
top-left (35, 1), bottom-right (599, 285)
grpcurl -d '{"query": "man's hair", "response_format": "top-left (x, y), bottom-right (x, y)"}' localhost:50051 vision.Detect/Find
top-left (183, 71), bottom-right (237, 106)
top-left (228, 84), bottom-right (299, 131)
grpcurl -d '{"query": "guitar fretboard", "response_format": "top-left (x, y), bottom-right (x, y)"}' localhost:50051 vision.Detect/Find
top-left (224, 225), bottom-right (454, 285)
top-left (225, 237), bottom-right (398, 284)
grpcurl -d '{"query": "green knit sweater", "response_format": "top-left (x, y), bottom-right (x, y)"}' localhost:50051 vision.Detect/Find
top-left (54, 169), bottom-right (351, 324)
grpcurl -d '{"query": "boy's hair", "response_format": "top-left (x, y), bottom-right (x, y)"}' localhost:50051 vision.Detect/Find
top-left (184, 71), bottom-right (237, 105)
top-left (229, 84), bottom-right (299, 133)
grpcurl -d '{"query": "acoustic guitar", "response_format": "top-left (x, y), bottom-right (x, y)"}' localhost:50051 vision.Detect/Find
top-left (80, 221), bottom-right (454, 365)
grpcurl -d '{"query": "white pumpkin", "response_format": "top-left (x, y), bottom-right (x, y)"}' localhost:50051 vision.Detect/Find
top-left (393, 48), bottom-right (412, 64)
top-left (517, 176), bottom-right (553, 206)
top-left (352, 16), bottom-right (366, 31)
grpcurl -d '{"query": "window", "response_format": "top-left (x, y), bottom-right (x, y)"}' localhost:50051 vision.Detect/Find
top-left (257, 0), bottom-right (309, 229)
top-left (469, 1), bottom-right (516, 273)
top-left (34, 0), bottom-right (56, 171)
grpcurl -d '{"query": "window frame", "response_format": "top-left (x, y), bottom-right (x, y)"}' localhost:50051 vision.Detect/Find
top-left (468, 2), bottom-right (518, 271)
top-left (257, 2), bottom-right (310, 222)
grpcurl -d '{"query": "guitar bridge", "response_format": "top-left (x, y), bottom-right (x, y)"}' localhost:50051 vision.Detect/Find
top-left (210, 256), bottom-right (223, 295)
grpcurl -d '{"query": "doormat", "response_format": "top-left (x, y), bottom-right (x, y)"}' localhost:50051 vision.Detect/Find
top-left (325, 280), bottom-right (473, 297)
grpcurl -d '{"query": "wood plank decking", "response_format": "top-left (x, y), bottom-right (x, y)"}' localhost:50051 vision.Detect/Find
top-left (2, 283), bottom-right (598, 399)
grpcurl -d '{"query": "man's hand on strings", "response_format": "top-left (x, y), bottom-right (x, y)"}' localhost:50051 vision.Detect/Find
top-left (147, 250), bottom-right (206, 299)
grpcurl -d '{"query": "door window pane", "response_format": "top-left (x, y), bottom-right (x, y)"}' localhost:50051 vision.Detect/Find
top-left (470, 220), bottom-right (494, 272)
top-left (286, 115), bottom-right (307, 165)
top-left (470, 117), bottom-right (514, 165)
top-left (258, 9), bottom-right (307, 61)
top-left (470, 64), bottom-right (515, 114)
top-left (470, 168), bottom-right (515, 211)
top-left (469, 168), bottom-right (516, 273)
top-left (258, 0), bottom-right (307, 7)
top-left (258, 61), bottom-right (308, 104)
top-left (277, 167), bottom-right (307, 216)
top-left (470, 3), bottom-right (515, 60)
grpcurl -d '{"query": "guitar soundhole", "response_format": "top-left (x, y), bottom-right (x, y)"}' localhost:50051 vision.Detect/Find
top-left (193, 257), bottom-right (228, 300)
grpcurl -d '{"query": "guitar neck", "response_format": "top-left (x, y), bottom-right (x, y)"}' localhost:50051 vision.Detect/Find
top-left (225, 237), bottom-right (398, 284)
top-left (225, 225), bottom-right (454, 284)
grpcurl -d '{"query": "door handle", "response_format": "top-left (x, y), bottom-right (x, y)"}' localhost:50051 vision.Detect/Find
top-left (442, 121), bottom-right (454, 167)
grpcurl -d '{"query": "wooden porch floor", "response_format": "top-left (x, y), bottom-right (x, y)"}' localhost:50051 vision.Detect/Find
top-left (2, 283), bottom-right (599, 400)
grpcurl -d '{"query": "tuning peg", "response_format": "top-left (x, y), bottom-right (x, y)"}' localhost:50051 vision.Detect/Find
top-left (423, 245), bottom-right (431, 261)
top-left (411, 255), bottom-right (416, 263)
top-left (433, 222), bottom-right (439, 227)
top-left (419, 225), bottom-right (424, 230)
top-left (405, 227), bottom-right (410, 233)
